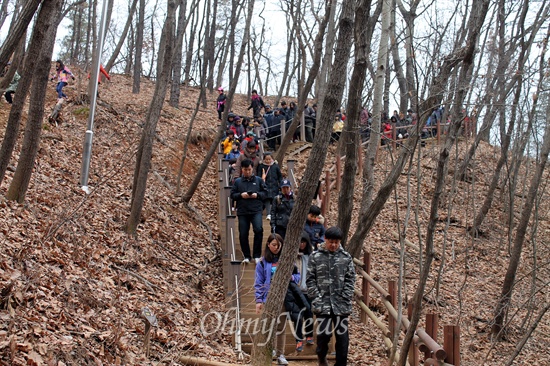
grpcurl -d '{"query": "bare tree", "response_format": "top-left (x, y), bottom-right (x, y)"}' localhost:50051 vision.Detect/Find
top-left (132, 0), bottom-right (145, 93)
top-left (337, 0), bottom-right (374, 245)
top-left (0, 0), bottom-right (61, 186)
top-left (105, 0), bottom-right (139, 72)
top-left (6, 0), bottom-right (65, 202)
top-left (126, 0), bottom-right (177, 234)
top-left (273, 0), bottom-right (334, 164)
top-left (0, 0), bottom-right (41, 71)
top-left (492, 98), bottom-right (550, 338)
top-left (251, 0), bottom-right (353, 364)
top-left (181, 0), bottom-right (256, 204)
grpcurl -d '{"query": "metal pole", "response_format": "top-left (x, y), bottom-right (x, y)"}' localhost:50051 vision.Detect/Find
top-left (80, 0), bottom-right (109, 194)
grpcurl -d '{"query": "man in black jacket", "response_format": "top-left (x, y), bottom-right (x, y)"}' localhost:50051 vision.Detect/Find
top-left (230, 159), bottom-right (268, 263)
top-left (270, 179), bottom-right (294, 238)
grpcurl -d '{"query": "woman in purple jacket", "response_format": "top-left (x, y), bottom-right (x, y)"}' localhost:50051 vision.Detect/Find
top-left (254, 233), bottom-right (299, 365)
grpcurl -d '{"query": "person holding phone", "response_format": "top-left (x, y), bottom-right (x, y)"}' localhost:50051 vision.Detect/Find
top-left (230, 159), bottom-right (268, 264)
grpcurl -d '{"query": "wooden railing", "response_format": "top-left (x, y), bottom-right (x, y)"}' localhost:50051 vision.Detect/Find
top-left (217, 135), bottom-right (461, 365)
top-left (354, 253), bottom-right (460, 365)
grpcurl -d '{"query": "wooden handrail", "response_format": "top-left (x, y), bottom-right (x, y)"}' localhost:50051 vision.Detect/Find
top-left (353, 260), bottom-right (392, 301)
top-left (353, 257), bottom-right (449, 363)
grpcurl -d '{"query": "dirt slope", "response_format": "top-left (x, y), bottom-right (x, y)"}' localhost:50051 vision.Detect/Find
top-left (0, 71), bottom-right (549, 365)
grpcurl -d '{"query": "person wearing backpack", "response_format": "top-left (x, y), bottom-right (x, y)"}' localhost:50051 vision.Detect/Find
top-left (255, 233), bottom-right (299, 365)
top-left (257, 153), bottom-right (282, 220)
top-left (270, 179), bottom-right (295, 238)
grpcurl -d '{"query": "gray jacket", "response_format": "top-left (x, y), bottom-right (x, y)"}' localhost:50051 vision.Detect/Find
top-left (306, 244), bottom-right (355, 316)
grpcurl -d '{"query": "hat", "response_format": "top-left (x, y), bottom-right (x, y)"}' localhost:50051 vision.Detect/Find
top-left (218, 86), bottom-right (224, 91)
top-left (280, 179), bottom-right (291, 188)
top-left (247, 131), bottom-right (256, 136)
top-left (247, 140), bottom-right (256, 148)
top-left (265, 104), bottom-right (271, 109)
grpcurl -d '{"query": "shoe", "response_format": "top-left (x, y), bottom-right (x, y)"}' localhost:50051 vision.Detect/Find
top-left (296, 341), bottom-right (303, 352)
top-left (266, 214), bottom-right (271, 220)
top-left (242, 258), bottom-right (250, 264)
top-left (318, 357), bottom-right (329, 366)
top-left (277, 355), bottom-right (289, 365)
top-left (306, 336), bottom-right (314, 345)
top-left (254, 258), bottom-right (261, 264)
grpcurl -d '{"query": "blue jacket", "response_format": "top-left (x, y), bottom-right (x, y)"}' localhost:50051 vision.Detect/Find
top-left (254, 258), bottom-right (300, 303)
top-left (304, 219), bottom-right (325, 249)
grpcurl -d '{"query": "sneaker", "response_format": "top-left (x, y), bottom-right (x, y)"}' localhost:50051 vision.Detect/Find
top-left (306, 336), bottom-right (314, 345)
top-left (254, 258), bottom-right (261, 264)
top-left (277, 355), bottom-right (289, 365)
top-left (242, 258), bottom-right (250, 264)
top-left (266, 214), bottom-right (271, 220)
top-left (296, 341), bottom-right (303, 352)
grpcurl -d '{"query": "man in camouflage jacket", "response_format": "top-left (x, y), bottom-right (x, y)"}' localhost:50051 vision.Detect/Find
top-left (306, 226), bottom-right (355, 366)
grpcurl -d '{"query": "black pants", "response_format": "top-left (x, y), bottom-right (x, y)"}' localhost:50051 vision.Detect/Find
top-left (237, 213), bottom-right (263, 259)
top-left (316, 314), bottom-right (349, 366)
top-left (5, 91), bottom-right (14, 104)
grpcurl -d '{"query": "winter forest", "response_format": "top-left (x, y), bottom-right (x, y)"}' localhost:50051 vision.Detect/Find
top-left (1, 0), bottom-right (550, 365)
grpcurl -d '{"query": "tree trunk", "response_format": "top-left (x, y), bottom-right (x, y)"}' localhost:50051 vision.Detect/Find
top-left (0, 32), bottom-right (25, 90)
top-left (492, 105), bottom-right (550, 337)
top-left (126, 0), bottom-right (177, 234)
top-left (169, 0), bottom-right (188, 108)
top-left (346, 24), bottom-right (479, 260)
top-left (397, 0), bottom-right (421, 111)
top-left (399, 1), bottom-right (490, 362)
top-left (181, 0), bottom-right (256, 204)
top-left (273, 0), bottom-right (334, 164)
top-left (205, 0), bottom-right (217, 91)
top-left (337, 0), bottom-right (373, 246)
top-left (105, 0), bottom-right (138, 72)
top-left (471, 12), bottom-right (541, 235)
top-left (314, 0), bottom-right (337, 112)
top-left (251, 1), bottom-right (353, 364)
top-left (183, 9), bottom-right (196, 85)
top-left (0, 0), bottom-right (41, 71)
top-left (390, 0), bottom-right (408, 113)
top-left (363, 0), bottom-right (391, 217)
top-left (132, 0), bottom-right (145, 93)
top-left (0, 0), bottom-right (56, 186)
top-left (6, 0), bottom-right (64, 203)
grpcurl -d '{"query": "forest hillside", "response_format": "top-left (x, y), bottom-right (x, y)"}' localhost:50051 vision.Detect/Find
top-left (0, 72), bottom-right (549, 366)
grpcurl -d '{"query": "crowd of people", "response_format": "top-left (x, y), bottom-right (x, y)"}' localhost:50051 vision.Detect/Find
top-left (229, 151), bottom-right (355, 365)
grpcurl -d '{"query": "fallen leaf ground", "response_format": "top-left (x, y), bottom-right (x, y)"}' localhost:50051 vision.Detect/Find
top-left (1, 69), bottom-right (549, 365)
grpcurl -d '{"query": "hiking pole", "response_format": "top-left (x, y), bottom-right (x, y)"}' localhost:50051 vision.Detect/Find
top-left (80, 0), bottom-right (108, 194)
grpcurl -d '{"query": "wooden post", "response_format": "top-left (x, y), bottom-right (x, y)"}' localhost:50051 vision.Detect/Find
top-left (436, 118), bottom-right (441, 144)
top-left (336, 156), bottom-right (341, 192)
top-left (322, 170), bottom-right (330, 219)
top-left (360, 252), bottom-right (371, 324)
top-left (444, 325), bottom-right (460, 366)
top-left (388, 280), bottom-right (397, 339)
top-left (408, 303), bottom-right (419, 366)
top-left (300, 113), bottom-right (306, 142)
top-left (426, 313), bottom-right (438, 341)
top-left (425, 313), bottom-right (438, 360)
